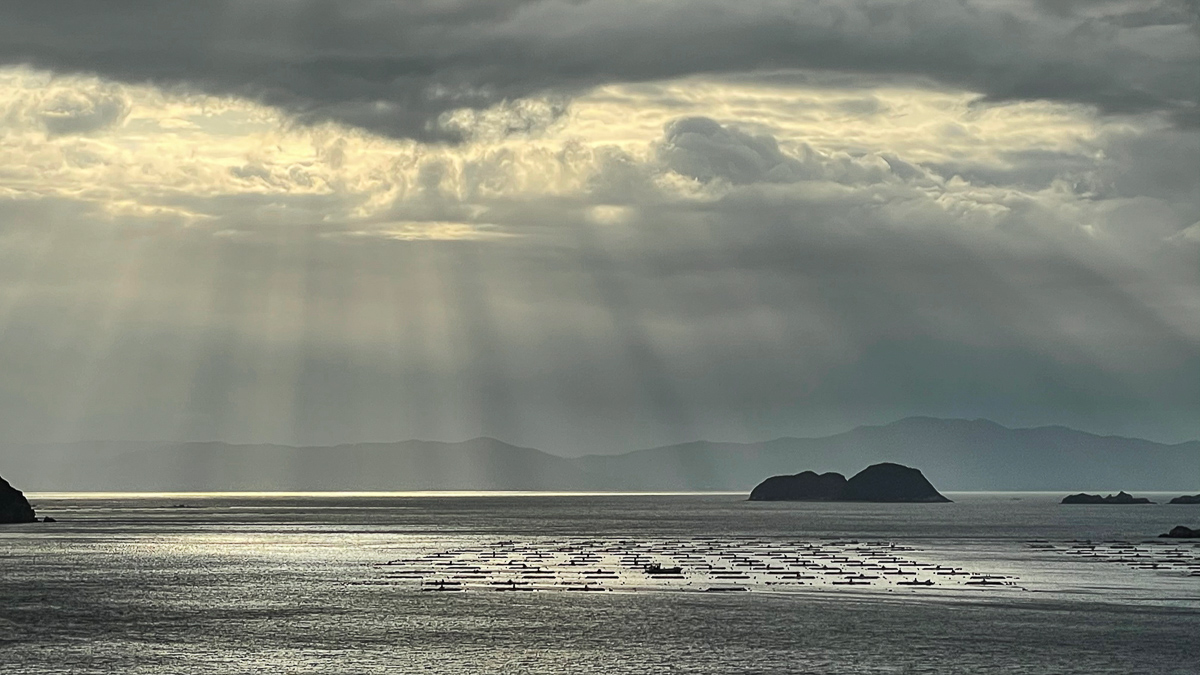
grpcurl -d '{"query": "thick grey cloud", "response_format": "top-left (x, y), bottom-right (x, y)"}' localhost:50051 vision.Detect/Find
top-left (0, 0), bottom-right (1196, 140)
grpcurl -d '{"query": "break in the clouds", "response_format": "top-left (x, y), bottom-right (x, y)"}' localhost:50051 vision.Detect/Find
top-left (0, 1), bottom-right (1196, 454)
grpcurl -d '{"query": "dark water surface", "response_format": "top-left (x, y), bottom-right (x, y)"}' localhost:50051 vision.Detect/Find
top-left (2, 493), bottom-right (1198, 674)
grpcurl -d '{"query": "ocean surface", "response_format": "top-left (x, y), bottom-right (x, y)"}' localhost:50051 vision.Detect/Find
top-left (2, 492), bottom-right (1199, 674)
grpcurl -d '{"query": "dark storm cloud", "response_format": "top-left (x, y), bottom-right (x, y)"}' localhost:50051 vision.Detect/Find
top-left (0, 0), bottom-right (1196, 140)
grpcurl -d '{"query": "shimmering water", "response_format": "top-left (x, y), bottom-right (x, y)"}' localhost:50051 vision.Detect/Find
top-left (2, 493), bottom-right (1199, 674)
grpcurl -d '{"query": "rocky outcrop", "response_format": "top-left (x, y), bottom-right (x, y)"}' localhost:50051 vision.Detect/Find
top-left (844, 463), bottom-right (951, 502)
top-left (1, 475), bottom-right (36, 523)
top-left (1061, 491), bottom-right (1154, 504)
top-left (748, 471), bottom-right (848, 501)
top-left (1169, 494), bottom-right (1200, 504)
top-left (1159, 526), bottom-right (1200, 539)
top-left (749, 463), bottom-right (950, 502)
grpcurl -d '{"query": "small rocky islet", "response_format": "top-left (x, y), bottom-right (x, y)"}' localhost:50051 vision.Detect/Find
top-left (1159, 525), bottom-right (1200, 539)
top-left (1060, 491), bottom-right (1155, 505)
top-left (749, 462), bottom-right (951, 502)
top-left (1, 474), bottom-right (37, 523)
top-left (1059, 491), bottom-right (1200, 504)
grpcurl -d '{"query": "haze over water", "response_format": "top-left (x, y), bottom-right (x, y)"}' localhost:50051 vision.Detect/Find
top-left (3, 492), bottom-right (1198, 674)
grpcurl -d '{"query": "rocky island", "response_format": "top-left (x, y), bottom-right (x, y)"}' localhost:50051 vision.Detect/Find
top-left (1169, 494), bottom-right (1200, 504)
top-left (1159, 526), bottom-right (1200, 539)
top-left (1061, 491), bottom-right (1154, 504)
top-left (749, 462), bottom-right (951, 502)
top-left (1, 474), bottom-right (37, 523)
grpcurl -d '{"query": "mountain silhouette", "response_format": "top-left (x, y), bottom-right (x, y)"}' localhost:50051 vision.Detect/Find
top-left (3, 418), bottom-right (1197, 492)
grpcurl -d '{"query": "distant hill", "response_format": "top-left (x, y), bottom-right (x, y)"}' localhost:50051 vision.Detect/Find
top-left (0, 438), bottom-right (578, 492)
top-left (3, 418), bottom-right (1198, 492)
top-left (573, 417), bottom-right (1200, 492)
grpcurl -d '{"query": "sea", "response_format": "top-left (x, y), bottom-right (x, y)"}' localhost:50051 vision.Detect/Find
top-left (2, 492), bottom-right (1198, 674)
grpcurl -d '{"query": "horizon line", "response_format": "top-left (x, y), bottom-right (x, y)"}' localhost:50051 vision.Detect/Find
top-left (11, 416), bottom-right (1199, 456)
top-left (25, 489), bottom-right (1197, 499)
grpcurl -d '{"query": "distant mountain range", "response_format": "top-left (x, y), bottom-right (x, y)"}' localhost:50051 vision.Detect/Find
top-left (4, 417), bottom-right (1199, 492)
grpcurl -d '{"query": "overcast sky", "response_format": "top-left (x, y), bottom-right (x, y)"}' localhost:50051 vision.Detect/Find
top-left (0, 0), bottom-right (1196, 454)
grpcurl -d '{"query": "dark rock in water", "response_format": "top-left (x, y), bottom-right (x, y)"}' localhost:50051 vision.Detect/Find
top-left (1061, 491), bottom-right (1154, 504)
top-left (749, 463), bottom-right (950, 502)
top-left (1061, 493), bottom-right (1106, 504)
top-left (42, 516), bottom-right (56, 523)
top-left (748, 471), bottom-right (847, 501)
top-left (1, 474), bottom-right (37, 523)
top-left (844, 463), bottom-right (952, 503)
top-left (1169, 494), bottom-right (1200, 504)
top-left (1159, 526), bottom-right (1200, 539)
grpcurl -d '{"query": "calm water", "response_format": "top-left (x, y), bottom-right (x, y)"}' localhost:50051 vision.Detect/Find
top-left (2, 492), bottom-right (1199, 674)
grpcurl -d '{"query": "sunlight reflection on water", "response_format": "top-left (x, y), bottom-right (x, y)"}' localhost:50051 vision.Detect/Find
top-left (2, 493), bottom-right (1198, 674)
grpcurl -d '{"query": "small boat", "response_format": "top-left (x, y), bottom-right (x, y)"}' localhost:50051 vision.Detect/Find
top-left (643, 563), bottom-right (684, 575)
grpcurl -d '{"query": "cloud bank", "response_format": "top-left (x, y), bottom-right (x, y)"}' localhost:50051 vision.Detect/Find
top-left (0, 1), bottom-right (1196, 454)
top-left (0, 0), bottom-right (1196, 140)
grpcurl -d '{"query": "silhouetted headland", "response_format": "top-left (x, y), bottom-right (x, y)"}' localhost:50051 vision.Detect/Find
top-left (1169, 494), bottom-right (1200, 504)
top-left (1159, 526), bottom-right (1200, 539)
top-left (1061, 491), bottom-right (1154, 504)
top-left (748, 462), bottom-right (951, 502)
top-left (0, 474), bottom-right (36, 523)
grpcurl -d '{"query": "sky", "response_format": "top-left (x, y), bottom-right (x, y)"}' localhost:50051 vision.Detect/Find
top-left (0, 0), bottom-right (1196, 455)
